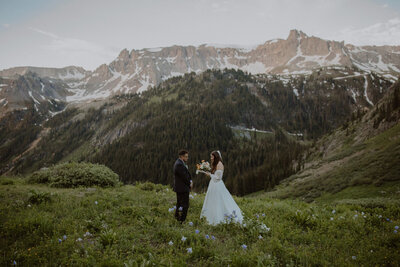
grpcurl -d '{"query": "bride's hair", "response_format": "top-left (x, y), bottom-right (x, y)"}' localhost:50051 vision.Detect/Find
top-left (210, 150), bottom-right (222, 174)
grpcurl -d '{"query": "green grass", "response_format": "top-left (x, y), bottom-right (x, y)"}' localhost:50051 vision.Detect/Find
top-left (256, 122), bottom-right (400, 203)
top-left (1, 178), bottom-right (399, 266)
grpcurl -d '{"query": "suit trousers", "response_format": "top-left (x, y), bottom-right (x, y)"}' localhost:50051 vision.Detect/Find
top-left (175, 191), bottom-right (189, 222)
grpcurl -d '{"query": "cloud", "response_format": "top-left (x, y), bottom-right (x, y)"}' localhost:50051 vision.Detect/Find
top-left (336, 18), bottom-right (400, 46)
top-left (29, 27), bottom-right (119, 69)
top-left (2, 24), bottom-right (10, 28)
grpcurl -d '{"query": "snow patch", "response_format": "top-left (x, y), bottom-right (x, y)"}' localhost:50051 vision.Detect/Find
top-left (28, 91), bottom-right (41, 105)
top-left (364, 75), bottom-right (373, 106)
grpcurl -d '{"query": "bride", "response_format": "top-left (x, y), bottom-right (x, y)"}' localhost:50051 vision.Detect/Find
top-left (200, 150), bottom-right (244, 225)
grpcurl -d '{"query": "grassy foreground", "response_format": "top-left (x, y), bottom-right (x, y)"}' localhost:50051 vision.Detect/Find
top-left (1, 177), bottom-right (399, 266)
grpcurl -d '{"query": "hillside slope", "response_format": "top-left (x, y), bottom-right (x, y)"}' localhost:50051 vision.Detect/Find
top-left (3, 68), bottom-right (395, 196)
top-left (257, 79), bottom-right (400, 202)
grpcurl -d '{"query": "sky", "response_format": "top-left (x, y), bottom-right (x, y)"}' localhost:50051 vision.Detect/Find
top-left (1, 0), bottom-right (400, 71)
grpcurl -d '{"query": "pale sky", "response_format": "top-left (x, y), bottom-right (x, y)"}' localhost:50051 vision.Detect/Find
top-left (1, 0), bottom-right (400, 71)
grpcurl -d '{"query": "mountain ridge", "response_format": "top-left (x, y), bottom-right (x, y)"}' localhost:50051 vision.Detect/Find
top-left (1, 29), bottom-right (400, 111)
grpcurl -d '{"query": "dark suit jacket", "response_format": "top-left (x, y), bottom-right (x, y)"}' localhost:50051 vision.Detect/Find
top-left (173, 158), bottom-right (192, 192)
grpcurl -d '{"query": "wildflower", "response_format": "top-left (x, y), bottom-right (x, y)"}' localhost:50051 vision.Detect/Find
top-left (260, 223), bottom-right (270, 232)
top-left (195, 229), bottom-right (200, 234)
top-left (394, 230), bottom-right (398, 234)
top-left (168, 241), bottom-right (173, 245)
top-left (189, 194), bottom-right (194, 199)
top-left (194, 193), bottom-right (197, 196)
top-left (63, 235), bottom-right (67, 240)
top-left (178, 206), bottom-right (183, 211)
top-left (181, 236), bottom-right (187, 242)
top-left (205, 234), bottom-right (210, 239)
top-left (241, 244), bottom-right (247, 250)
top-left (262, 213), bottom-right (265, 217)
top-left (27, 204), bottom-right (31, 207)
top-left (258, 235), bottom-right (263, 239)
top-left (188, 222), bottom-right (193, 226)
top-left (187, 247), bottom-right (192, 253)
top-left (352, 256), bottom-right (356, 260)
top-left (332, 210), bottom-right (336, 214)
top-left (12, 260), bottom-right (17, 265)
top-left (361, 212), bottom-right (365, 215)
top-left (76, 237), bottom-right (83, 242)
top-left (211, 235), bottom-right (216, 240)
top-left (378, 215), bottom-right (382, 218)
top-left (168, 208), bottom-right (174, 212)
top-left (256, 214), bottom-right (259, 219)
top-left (84, 231), bottom-right (92, 237)
top-left (58, 238), bottom-right (62, 243)
top-left (330, 217), bottom-right (334, 221)
top-left (395, 226), bottom-right (399, 230)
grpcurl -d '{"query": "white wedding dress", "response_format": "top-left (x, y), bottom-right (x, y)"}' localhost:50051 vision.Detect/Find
top-left (200, 169), bottom-right (244, 225)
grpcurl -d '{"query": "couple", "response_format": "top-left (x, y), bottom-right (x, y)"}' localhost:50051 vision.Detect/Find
top-left (173, 149), bottom-right (244, 226)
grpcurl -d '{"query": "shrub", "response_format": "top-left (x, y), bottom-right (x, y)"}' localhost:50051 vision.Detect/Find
top-left (27, 162), bottom-right (121, 188)
top-left (27, 189), bottom-right (52, 204)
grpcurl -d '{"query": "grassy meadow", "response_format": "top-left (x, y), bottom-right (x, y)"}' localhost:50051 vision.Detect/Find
top-left (1, 174), bottom-right (399, 266)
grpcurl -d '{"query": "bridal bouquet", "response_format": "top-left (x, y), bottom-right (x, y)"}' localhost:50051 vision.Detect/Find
top-left (196, 160), bottom-right (211, 175)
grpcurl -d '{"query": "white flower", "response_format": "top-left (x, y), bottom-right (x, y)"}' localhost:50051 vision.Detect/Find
top-left (168, 241), bottom-right (173, 245)
top-left (83, 231), bottom-right (92, 237)
top-left (187, 247), bottom-right (192, 253)
top-left (194, 193), bottom-right (197, 196)
top-left (330, 217), bottom-right (334, 221)
top-left (332, 210), bottom-right (336, 214)
top-left (27, 204), bottom-right (31, 207)
top-left (178, 206), bottom-right (183, 211)
top-left (260, 223), bottom-right (270, 232)
top-left (76, 237), bottom-right (83, 242)
top-left (258, 235), bottom-right (263, 239)
top-left (181, 236), bottom-right (187, 242)
top-left (189, 194), bottom-right (194, 199)
top-left (94, 201), bottom-right (98, 205)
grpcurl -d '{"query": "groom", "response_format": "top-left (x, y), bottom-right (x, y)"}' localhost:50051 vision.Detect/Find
top-left (173, 149), bottom-right (193, 224)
